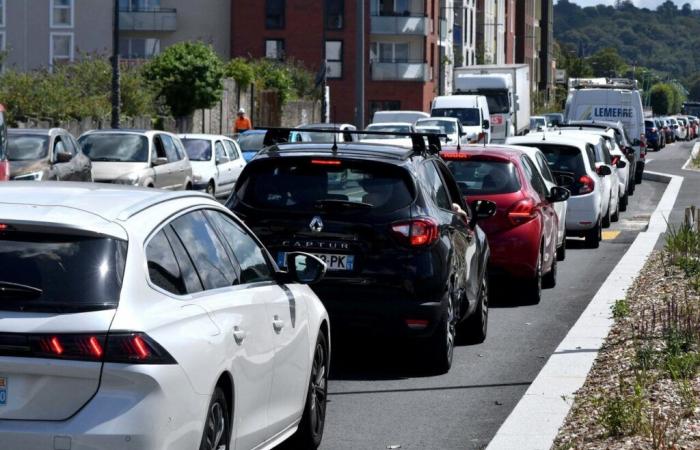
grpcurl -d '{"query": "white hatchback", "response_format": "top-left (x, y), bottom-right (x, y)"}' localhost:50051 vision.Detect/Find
top-left (179, 134), bottom-right (246, 198)
top-left (0, 183), bottom-right (330, 450)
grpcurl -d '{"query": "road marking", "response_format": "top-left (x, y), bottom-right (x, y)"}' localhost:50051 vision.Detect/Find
top-left (601, 230), bottom-right (620, 240)
top-left (681, 142), bottom-right (700, 171)
top-left (486, 170), bottom-right (683, 450)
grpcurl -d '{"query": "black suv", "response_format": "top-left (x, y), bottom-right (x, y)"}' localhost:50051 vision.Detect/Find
top-left (227, 130), bottom-right (494, 373)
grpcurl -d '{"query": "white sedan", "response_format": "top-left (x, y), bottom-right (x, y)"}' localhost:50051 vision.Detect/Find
top-left (180, 134), bottom-right (246, 198)
top-left (0, 183), bottom-right (330, 450)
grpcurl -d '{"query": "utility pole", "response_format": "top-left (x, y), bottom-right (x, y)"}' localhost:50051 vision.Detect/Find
top-left (111, 0), bottom-right (120, 129)
top-left (355, 0), bottom-right (365, 128)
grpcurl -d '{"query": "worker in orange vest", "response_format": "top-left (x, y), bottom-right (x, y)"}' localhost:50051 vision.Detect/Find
top-left (234, 108), bottom-right (253, 134)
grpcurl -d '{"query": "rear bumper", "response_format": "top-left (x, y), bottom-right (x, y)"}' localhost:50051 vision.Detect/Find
top-left (0, 365), bottom-right (207, 450)
top-left (565, 192), bottom-right (600, 231)
top-left (486, 221), bottom-right (540, 279)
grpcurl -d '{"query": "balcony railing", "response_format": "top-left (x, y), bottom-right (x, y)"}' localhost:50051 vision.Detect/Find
top-left (119, 8), bottom-right (177, 31)
top-left (370, 14), bottom-right (429, 35)
top-left (370, 60), bottom-right (430, 82)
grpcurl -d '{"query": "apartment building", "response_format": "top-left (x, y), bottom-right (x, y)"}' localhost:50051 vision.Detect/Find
top-left (1, 0), bottom-right (230, 72)
top-left (231, 0), bottom-right (443, 126)
top-left (453, 0), bottom-right (476, 67)
top-left (538, 0), bottom-right (554, 101)
top-left (438, 0), bottom-right (454, 95)
top-left (504, 0), bottom-right (515, 64)
top-left (515, 0), bottom-right (539, 95)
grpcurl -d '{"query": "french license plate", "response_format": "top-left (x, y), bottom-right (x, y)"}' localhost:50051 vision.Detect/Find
top-left (0, 377), bottom-right (6, 405)
top-left (278, 252), bottom-right (354, 271)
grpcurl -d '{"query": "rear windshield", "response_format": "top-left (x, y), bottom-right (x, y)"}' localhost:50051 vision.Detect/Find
top-left (79, 133), bottom-right (149, 162)
top-left (181, 139), bottom-right (212, 161)
top-left (432, 108), bottom-right (481, 127)
top-left (523, 144), bottom-right (587, 178)
top-left (236, 133), bottom-right (265, 150)
top-left (7, 134), bottom-right (49, 161)
top-left (415, 119), bottom-right (457, 135)
top-left (236, 158), bottom-right (415, 213)
top-left (0, 232), bottom-right (127, 312)
top-left (445, 159), bottom-right (521, 195)
top-left (645, 120), bottom-right (655, 128)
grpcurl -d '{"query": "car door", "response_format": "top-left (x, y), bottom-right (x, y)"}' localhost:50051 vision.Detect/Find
top-left (213, 140), bottom-right (233, 192)
top-left (206, 209), bottom-right (311, 439)
top-left (63, 134), bottom-right (91, 181)
top-left (224, 139), bottom-right (246, 185)
top-left (161, 134), bottom-right (187, 190)
top-left (522, 155), bottom-right (556, 268)
top-left (166, 209), bottom-right (277, 449)
top-left (534, 151), bottom-right (566, 247)
top-left (151, 134), bottom-right (172, 189)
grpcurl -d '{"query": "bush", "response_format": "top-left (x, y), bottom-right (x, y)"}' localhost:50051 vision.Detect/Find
top-left (225, 57), bottom-right (255, 87)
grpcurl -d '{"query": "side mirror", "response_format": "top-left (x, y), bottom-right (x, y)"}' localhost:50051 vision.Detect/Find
top-left (596, 165), bottom-right (612, 176)
top-left (55, 151), bottom-right (72, 163)
top-left (547, 186), bottom-right (570, 203)
top-left (469, 199), bottom-right (497, 227)
top-left (152, 156), bottom-right (168, 167)
top-left (285, 252), bottom-right (326, 285)
top-left (482, 120), bottom-right (490, 130)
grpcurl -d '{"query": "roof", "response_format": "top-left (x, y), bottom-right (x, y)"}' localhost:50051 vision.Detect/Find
top-left (440, 145), bottom-right (524, 162)
top-left (566, 120), bottom-right (623, 130)
top-left (255, 142), bottom-right (416, 161)
top-left (240, 129), bottom-right (267, 134)
top-left (179, 133), bottom-right (232, 140)
top-left (506, 135), bottom-right (590, 150)
top-left (366, 122), bottom-right (413, 127)
top-left (8, 128), bottom-right (65, 136)
top-left (79, 129), bottom-right (171, 137)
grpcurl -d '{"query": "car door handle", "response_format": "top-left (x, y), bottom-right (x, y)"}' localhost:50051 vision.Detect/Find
top-left (272, 316), bottom-right (285, 333)
top-left (233, 326), bottom-right (246, 344)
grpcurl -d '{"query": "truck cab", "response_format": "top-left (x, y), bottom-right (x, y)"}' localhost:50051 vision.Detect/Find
top-left (430, 95), bottom-right (491, 144)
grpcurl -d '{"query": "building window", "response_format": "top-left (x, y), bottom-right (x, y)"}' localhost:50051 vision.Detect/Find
top-left (50, 32), bottom-right (74, 66)
top-left (265, 39), bottom-right (285, 60)
top-left (369, 100), bottom-right (401, 119)
top-left (0, 0), bottom-right (5, 28)
top-left (51, 0), bottom-right (74, 28)
top-left (119, 0), bottom-right (161, 11)
top-left (370, 42), bottom-right (410, 63)
top-left (119, 38), bottom-right (161, 59)
top-left (266, 0), bottom-right (285, 29)
top-left (375, 0), bottom-right (411, 16)
top-left (325, 40), bottom-right (342, 79)
top-left (325, 0), bottom-right (344, 29)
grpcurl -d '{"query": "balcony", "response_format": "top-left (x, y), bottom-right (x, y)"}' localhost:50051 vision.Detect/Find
top-left (370, 61), bottom-right (430, 82)
top-left (119, 8), bottom-right (177, 32)
top-left (370, 15), bottom-right (430, 36)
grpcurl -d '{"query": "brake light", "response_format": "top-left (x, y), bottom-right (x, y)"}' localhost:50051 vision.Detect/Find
top-left (578, 175), bottom-right (595, 195)
top-left (48, 336), bottom-right (64, 355)
top-left (441, 152), bottom-right (470, 160)
top-left (611, 156), bottom-right (620, 166)
top-left (105, 332), bottom-right (175, 363)
top-left (311, 159), bottom-right (342, 166)
top-left (0, 160), bottom-right (8, 182)
top-left (390, 218), bottom-right (439, 247)
top-left (507, 198), bottom-right (537, 225)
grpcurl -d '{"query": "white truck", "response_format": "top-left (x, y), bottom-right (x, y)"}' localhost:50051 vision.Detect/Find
top-left (453, 64), bottom-right (530, 142)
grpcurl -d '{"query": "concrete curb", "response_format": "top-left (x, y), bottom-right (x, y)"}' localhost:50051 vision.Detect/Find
top-left (681, 142), bottom-right (700, 171)
top-left (486, 171), bottom-right (683, 450)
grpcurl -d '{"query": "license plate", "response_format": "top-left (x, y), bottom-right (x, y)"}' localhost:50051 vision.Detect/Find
top-left (278, 252), bottom-right (354, 271)
top-left (0, 377), bottom-right (6, 405)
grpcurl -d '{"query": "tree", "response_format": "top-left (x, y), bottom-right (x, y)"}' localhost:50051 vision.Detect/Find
top-left (588, 47), bottom-right (628, 77)
top-left (144, 41), bottom-right (224, 127)
top-left (650, 83), bottom-right (674, 115)
top-left (687, 75), bottom-right (700, 101)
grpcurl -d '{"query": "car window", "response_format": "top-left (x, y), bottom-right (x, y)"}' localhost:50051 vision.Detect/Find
top-left (79, 133), bottom-right (149, 162)
top-left (215, 141), bottom-right (227, 162)
top-left (161, 134), bottom-right (180, 163)
top-left (54, 138), bottom-right (66, 157)
top-left (445, 158), bottom-right (521, 196)
top-left (535, 152), bottom-right (555, 183)
top-left (62, 134), bottom-right (78, 155)
top-left (223, 140), bottom-right (240, 160)
top-left (170, 211), bottom-right (238, 290)
top-left (522, 156), bottom-right (548, 198)
top-left (146, 229), bottom-right (186, 295)
top-left (153, 135), bottom-right (167, 159)
top-left (163, 226), bottom-right (203, 294)
top-left (585, 144), bottom-right (596, 168)
top-left (420, 160), bottom-right (451, 210)
top-left (206, 211), bottom-right (272, 284)
top-left (433, 160), bottom-right (464, 209)
top-left (173, 137), bottom-right (187, 160)
top-left (181, 139), bottom-right (212, 162)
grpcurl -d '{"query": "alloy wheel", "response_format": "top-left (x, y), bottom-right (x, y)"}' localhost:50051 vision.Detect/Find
top-left (479, 277), bottom-right (489, 337)
top-left (206, 182), bottom-right (215, 197)
top-left (203, 399), bottom-right (226, 450)
top-left (309, 340), bottom-right (328, 439)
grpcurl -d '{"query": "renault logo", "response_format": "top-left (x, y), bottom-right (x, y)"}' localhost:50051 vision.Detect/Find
top-left (309, 216), bottom-right (324, 233)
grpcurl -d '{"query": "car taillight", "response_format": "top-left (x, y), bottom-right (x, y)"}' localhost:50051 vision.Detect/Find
top-left (0, 160), bottom-right (8, 181)
top-left (507, 198), bottom-right (537, 225)
top-left (104, 332), bottom-right (176, 364)
top-left (578, 175), bottom-right (595, 195)
top-left (390, 218), bottom-right (439, 247)
top-left (611, 156), bottom-right (620, 166)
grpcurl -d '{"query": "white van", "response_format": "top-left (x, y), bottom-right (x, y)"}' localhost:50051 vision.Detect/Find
top-left (430, 95), bottom-right (491, 143)
top-left (564, 79), bottom-right (645, 182)
top-left (372, 110), bottom-right (429, 124)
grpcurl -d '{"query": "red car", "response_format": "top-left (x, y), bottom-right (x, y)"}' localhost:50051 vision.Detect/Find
top-left (441, 147), bottom-right (569, 303)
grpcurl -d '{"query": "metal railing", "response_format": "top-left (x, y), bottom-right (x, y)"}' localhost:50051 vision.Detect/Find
top-left (370, 14), bottom-right (429, 35)
top-left (118, 8), bottom-right (177, 31)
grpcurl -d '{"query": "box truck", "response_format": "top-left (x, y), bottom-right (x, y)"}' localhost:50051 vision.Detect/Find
top-left (452, 64), bottom-right (530, 142)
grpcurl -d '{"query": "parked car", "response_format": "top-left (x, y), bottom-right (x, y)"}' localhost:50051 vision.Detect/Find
top-left (372, 110), bottom-right (429, 124)
top-left (660, 117), bottom-right (675, 144)
top-left (654, 118), bottom-right (667, 148)
top-left (292, 123), bottom-right (358, 144)
top-left (414, 117), bottom-right (467, 145)
top-left (431, 95), bottom-right (491, 143)
top-left (544, 112), bottom-right (565, 127)
top-left (506, 134), bottom-right (611, 248)
top-left (7, 128), bottom-right (92, 181)
top-left (78, 129), bottom-right (192, 190)
top-left (0, 183), bottom-right (331, 450)
top-left (441, 147), bottom-right (569, 303)
top-left (364, 122), bottom-right (414, 135)
top-left (679, 116), bottom-right (697, 140)
top-left (645, 119), bottom-right (662, 151)
top-left (529, 116), bottom-right (547, 131)
top-left (228, 132), bottom-right (495, 373)
top-left (677, 117), bottom-right (690, 141)
top-left (236, 129), bottom-right (267, 162)
top-left (179, 134), bottom-right (246, 198)
top-left (0, 105), bottom-right (8, 181)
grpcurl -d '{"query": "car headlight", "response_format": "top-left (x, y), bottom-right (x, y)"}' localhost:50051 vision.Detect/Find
top-left (13, 171), bottom-right (44, 181)
top-left (192, 173), bottom-right (203, 183)
top-left (113, 173), bottom-right (140, 185)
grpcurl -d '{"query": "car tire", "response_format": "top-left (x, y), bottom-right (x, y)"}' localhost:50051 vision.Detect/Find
top-left (611, 199), bottom-right (620, 222)
top-left (542, 255), bottom-right (557, 289)
top-left (290, 332), bottom-right (329, 449)
top-left (206, 181), bottom-right (216, 197)
top-left (460, 275), bottom-right (489, 344)
top-left (199, 387), bottom-right (230, 450)
top-left (620, 192), bottom-right (628, 212)
top-left (628, 179), bottom-right (635, 196)
top-left (585, 220), bottom-right (601, 249)
top-left (556, 242), bottom-right (566, 261)
top-left (524, 248), bottom-right (543, 304)
top-left (602, 206), bottom-right (611, 228)
top-left (426, 292), bottom-right (455, 374)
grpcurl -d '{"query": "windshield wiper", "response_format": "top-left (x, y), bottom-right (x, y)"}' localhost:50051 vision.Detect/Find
top-left (314, 199), bottom-right (372, 211)
top-left (0, 281), bottom-right (43, 299)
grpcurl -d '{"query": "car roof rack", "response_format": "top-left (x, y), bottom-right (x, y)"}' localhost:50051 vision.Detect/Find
top-left (569, 77), bottom-right (638, 90)
top-left (261, 127), bottom-right (446, 156)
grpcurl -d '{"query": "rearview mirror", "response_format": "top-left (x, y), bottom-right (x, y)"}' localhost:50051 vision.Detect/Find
top-left (285, 252), bottom-right (326, 285)
top-left (469, 200), bottom-right (497, 228)
top-left (55, 151), bottom-right (72, 163)
top-left (596, 165), bottom-right (612, 176)
top-left (482, 120), bottom-right (490, 130)
top-left (152, 156), bottom-right (168, 167)
top-left (547, 186), bottom-right (570, 203)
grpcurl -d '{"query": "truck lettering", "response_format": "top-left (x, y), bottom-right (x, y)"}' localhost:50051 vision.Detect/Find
top-left (592, 107), bottom-right (633, 119)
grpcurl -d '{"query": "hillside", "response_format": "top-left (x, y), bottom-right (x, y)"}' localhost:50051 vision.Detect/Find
top-left (554, 0), bottom-right (700, 82)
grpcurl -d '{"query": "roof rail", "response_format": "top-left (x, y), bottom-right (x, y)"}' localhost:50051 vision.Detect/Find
top-left (261, 127), bottom-right (446, 156)
top-left (117, 191), bottom-right (212, 221)
top-left (568, 77), bottom-right (638, 90)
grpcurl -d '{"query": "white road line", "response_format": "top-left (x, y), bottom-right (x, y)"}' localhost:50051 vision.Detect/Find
top-left (486, 171), bottom-right (684, 450)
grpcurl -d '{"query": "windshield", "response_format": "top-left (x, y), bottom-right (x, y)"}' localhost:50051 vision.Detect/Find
top-left (236, 133), bottom-right (266, 150)
top-left (7, 134), bottom-right (49, 161)
top-left (79, 133), bottom-right (149, 162)
top-left (446, 160), bottom-right (520, 195)
top-left (415, 120), bottom-right (457, 135)
top-left (530, 118), bottom-right (546, 129)
top-left (0, 231), bottom-right (127, 312)
top-left (237, 158), bottom-right (415, 214)
top-left (181, 139), bottom-right (212, 161)
top-left (483, 91), bottom-right (509, 114)
top-left (432, 108), bottom-right (481, 126)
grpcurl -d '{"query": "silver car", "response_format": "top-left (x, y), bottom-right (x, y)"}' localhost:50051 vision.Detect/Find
top-left (78, 129), bottom-right (193, 190)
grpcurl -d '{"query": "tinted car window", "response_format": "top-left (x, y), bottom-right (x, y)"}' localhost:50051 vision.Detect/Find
top-left (182, 139), bottom-right (212, 162)
top-left (206, 211), bottom-right (272, 284)
top-left (164, 226), bottom-right (203, 294)
top-left (522, 156), bottom-right (547, 198)
top-left (146, 230), bottom-right (185, 295)
top-left (223, 140), bottom-right (240, 159)
top-left (7, 134), bottom-right (49, 161)
top-left (446, 159), bottom-right (521, 196)
top-left (79, 133), bottom-right (149, 162)
top-left (236, 158), bottom-right (415, 214)
top-left (171, 211), bottom-right (237, 290)
top-left (161, 135), bottom-right (180, 163)
top-left (0, 232), bottom-right (126, 312)
top-left (237, 132), bottom-right (265, 150)
top-left (431, 108), bottom-right (481, 126)
top-left (420, 161), bottom-right (451, 209)
top-left (535, 152), bottom-right (555, 183)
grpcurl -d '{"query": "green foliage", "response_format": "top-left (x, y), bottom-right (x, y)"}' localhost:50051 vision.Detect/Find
top-left (650, 83), bottom-right (675, 115)
top-left (664, 327), bottom-right (700, 380)
top-left (600, 375), bottom-right (649, 437)
top-left (612, 299), bottom-right (631, 319)
top-left (225, 57), bottom-right (255, 87)
top-left (249, 58), bottom-right (318, 104)
top-left (144, 41), bottom-right (225, 118)
top-left (588, 47), bottom-right (627, 78)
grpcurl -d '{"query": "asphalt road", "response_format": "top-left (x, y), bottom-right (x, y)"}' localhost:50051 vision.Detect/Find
top-left (278, 159), bottom-right (668, 450)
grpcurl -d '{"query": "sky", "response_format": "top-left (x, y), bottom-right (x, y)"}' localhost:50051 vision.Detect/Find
top-left (565, 0), bottom-right (700, 7)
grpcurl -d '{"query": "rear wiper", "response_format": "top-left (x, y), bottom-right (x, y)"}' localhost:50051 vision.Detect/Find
top-left (314, 199), bottom-right (372, 211)
top-left (0, 281), bottom-right (42, 299)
